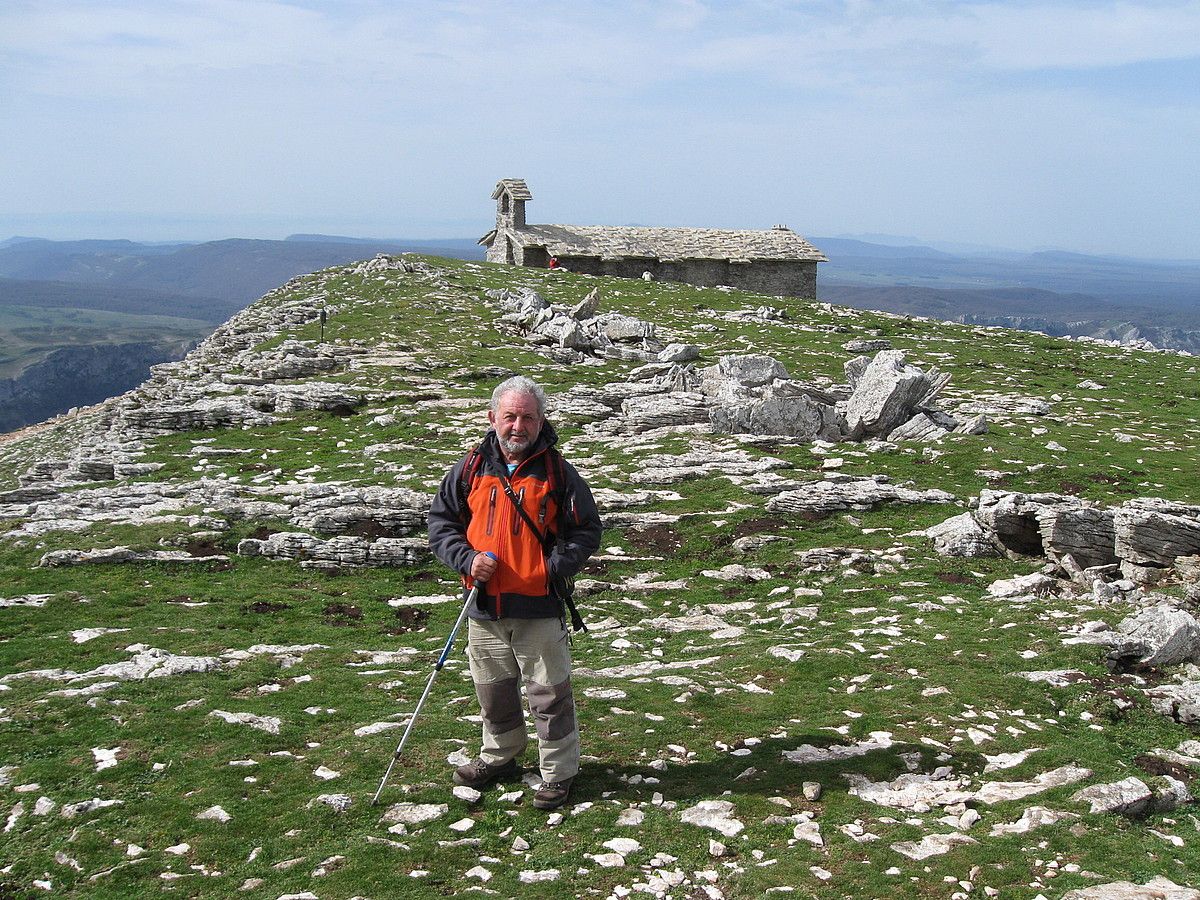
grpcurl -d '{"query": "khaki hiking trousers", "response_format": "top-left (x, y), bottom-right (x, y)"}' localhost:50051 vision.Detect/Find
top-left (466, 616), bottom-right (579, 783)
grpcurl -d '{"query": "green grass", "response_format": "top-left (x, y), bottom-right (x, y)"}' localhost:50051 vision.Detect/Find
top-left (0, 254), bottom-right (1198, 897)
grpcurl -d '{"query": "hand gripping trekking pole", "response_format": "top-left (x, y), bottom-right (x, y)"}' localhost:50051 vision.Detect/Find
top-left (370, 552), bottom-right (497, 806)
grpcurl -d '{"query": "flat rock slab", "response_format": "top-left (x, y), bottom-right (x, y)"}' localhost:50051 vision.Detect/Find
top-left (680, 800), bottom-right (744, 837)
top-left (38, 547), bottom-right (228, 568)
top-left (1072, 776), bottom-right (1152, 816)
top-left (238, 532), bottom-right (425, 569)
top-left (989, 805), bottom-right (1079, 836)
top-left (1061, 877), bottom-right (1200, 899)
top-left (975, 764), bottom-right (1092, 805)
top-left (768, 478), bottom-right (955, 515)
top-left (890, 832), bottom-right (977, 860)
top-left (380, 802), bottom-right (448, 825)
top-left (208, 710), bottom-right (281, 734)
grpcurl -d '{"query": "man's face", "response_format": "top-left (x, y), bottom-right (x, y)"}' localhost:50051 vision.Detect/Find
top-left (489, 390), bottom-right (544, 461)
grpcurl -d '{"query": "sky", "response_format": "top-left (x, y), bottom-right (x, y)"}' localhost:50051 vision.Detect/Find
top-left (1, 0), bottom-right (1198, 258)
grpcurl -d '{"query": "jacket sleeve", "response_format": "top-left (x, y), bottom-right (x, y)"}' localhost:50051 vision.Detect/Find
top-left (427, 458), bottom-right (476, 577)
top-left (548, 459), bottom-right (602, 580)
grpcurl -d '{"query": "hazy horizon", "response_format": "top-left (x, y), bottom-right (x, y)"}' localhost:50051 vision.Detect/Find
top-left (3, 2), bottom-right (1199, 260)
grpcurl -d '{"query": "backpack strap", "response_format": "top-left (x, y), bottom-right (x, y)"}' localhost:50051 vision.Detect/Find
top-left (457, 446), bottom-right (485, 523)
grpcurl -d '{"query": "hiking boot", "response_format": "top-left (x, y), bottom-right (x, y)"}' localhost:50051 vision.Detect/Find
top-left (452, 757), bottom-right (519, 788)
top-left (532, 776), bottom-right (574, 810)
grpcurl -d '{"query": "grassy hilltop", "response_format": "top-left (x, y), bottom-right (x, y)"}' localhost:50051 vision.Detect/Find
top-left (0, 255), bottom-right (1198, 898)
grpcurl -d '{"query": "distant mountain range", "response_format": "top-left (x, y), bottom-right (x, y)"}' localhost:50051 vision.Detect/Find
top-left (809, 236), bottom-right (1200, 352)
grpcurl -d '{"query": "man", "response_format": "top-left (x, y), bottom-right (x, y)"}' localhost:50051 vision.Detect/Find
top-left (428, 376), bottom-right (602, 810)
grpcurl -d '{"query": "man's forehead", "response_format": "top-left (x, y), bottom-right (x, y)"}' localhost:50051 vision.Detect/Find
top-left (495, 390), bottom-right (541, 414)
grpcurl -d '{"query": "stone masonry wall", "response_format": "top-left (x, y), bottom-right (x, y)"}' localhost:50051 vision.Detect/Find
top-left (551, 254), bottom-right (818, 298)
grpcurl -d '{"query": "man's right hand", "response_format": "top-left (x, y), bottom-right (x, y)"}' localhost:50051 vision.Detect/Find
top-left (471, 551), bottom-right (499, 583)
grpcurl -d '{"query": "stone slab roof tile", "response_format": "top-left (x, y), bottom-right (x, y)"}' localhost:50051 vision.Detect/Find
top-left (515, 224), bottom-right (826, 262)
top-left (492, 179), bottom-right (533, 200)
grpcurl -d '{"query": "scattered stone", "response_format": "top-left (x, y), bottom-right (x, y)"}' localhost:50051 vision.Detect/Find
top-left (197, 805), bottom-right (232, 823)
top-left (1107, 604), bottom-right (1200, 671)
top-left (975, 765), bottom-right (1092, 805)
top-left (453, 785), bottom-right (482, 804)
top-left (208, 710), bottom-right (281, 734)
top-left (308, 794), bottom-right (352, 812)
top-left (616, 808), bottom-right (645, 826)
top-left (519, 869), bottom-right (561, 883)
top-left (989, 805), bottom-right (1079, 835)
top-left (890, 832), bottom-right (978, 860)
top-left (60, 798), bottom-right (124, 819)
top-left (1061, 876), bottom-right (1200, 899)
top-left (1072, 777), bottom-right (1153, 817)
top-left (680, 800), bottom-right (744, 837)
top-left (380, 802), bottom-right (448, 825)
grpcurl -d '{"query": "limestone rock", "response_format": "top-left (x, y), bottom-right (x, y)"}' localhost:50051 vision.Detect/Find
top-left (768, 477), bottom-right (956, 516)
top-left (843, 350), bottom-right (931, 439)
top-left (657, 343), bottom-right (700, 363)
top-left (845, 770), bottom-right (973, 811)
top-left (289, 485), bottom-right (431, 536)
top-left (986, 572), bottom-right (1057, 598)
top-left (1072, 776), bottom-right (1153, 817)
top-left (710, 394), bottom-right (838, 440)
top-left (1114, 499), bottom-right (1200, 568)
top-left (974, 764), bottom-right (1092, 805)
top-left (680, 800), bottom-right (744, 837)
top-left (570, 288), bottom-right (600, 320)
top-left (208, 710), bottom-right (281, 734)
top-left (988, 805), bottom-right (1078, 835)
top-left (38, 547), bottom-right (228, 566)
top-left (1107, 604), bottom-right (1200, 670)
top-left (615, 393), bottom-right (710, 432)
top-left (380, 802), bottom-right (448, 825)
top-left (1147, 680), bottom-right (1200, 724)
top-left (890, 832), bottom-right (977, 860)
top-left (237, 532), bottom-right (425, 569)
top-left (923, 512), bottom-right (997, 557)
top-left (704, 354), bottom-right (788, 389)
top-left (1061, 877), bottom-right (1200, 900)
top-left (886, 409), bottom-right (960, 442)
top-left (843, 338), bottom-right (893, 353)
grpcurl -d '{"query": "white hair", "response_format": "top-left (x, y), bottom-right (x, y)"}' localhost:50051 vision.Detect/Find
top-left (490, 376), bottom-right (546, 416)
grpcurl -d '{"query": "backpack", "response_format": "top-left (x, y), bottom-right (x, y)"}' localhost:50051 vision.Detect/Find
top-left (457, 444), bottom-right (586, 632)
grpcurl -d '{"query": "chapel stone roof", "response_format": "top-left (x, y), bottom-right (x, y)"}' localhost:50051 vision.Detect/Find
top-left (492, 179), bottom-right (532, 201)
top-left (513, 223), bottom-right (826, 263)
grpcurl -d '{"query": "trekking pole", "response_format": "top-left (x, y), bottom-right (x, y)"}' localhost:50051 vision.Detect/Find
top-left (370, 552), bottom-right (496, 806)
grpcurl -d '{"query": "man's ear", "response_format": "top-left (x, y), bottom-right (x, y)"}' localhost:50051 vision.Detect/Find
top-left (487, 409), bottom-right (496, 429)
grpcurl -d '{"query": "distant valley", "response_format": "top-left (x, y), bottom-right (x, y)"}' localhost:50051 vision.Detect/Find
top-left (0, 235), bottom-right (484, 432)
top-left (0, 231), bottom-right (1195, 434)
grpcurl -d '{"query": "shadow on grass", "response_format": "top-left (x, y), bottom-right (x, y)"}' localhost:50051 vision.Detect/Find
top-left (572, 734), bottom-right (989, 808)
